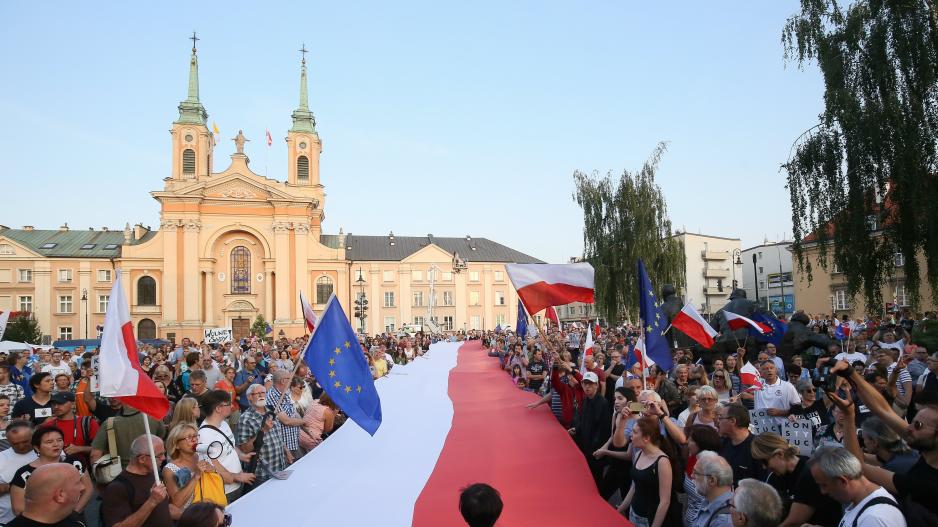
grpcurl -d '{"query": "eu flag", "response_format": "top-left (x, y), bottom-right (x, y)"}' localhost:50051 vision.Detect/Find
top-left (749, 312), bottom-right (787, 347)
top-left (303, 295), bottom-right (382, 435)
top-left (637, 259), bottom-right (673, 371)
top-left (516, 300), bottom-right (528, 342)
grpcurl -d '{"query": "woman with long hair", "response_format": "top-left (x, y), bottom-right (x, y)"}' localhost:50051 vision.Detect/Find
top-left (177, 502), bottom-right (228, 527)
top-left (11, 427), bottom-right (93, 516)
top-left (299, 392), bottom-right (336, 452)
top-left (617, 416), bottom-right (679, 527)
top-left (710, 370), bottom-right (734, 402)
top-left (593, 387), bottom-right (636, 500)
top-left (169, 397), bottom-right (201, 430)
top-left (750, 431), bottom-right (841, 527)
top-left (723, 354), bottom-right (742, 395)
top-left (163, 423), bottom-right (216, 508)
top-left (683, 386), bottom-right (719, 434)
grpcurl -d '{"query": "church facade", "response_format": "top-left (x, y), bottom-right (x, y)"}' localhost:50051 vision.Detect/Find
top-left (0, 44), bottom-right (540, 344)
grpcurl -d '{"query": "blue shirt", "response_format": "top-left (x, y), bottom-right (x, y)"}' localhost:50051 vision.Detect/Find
top-left (693, 490), bottom-right (733, 527)
top-left (233, 368), bottom-right (264, 408)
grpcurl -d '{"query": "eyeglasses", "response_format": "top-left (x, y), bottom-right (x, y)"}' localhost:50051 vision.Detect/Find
top-left (912, 420), bottom-right (938, 431)
top-left (178, 435), bottom-right (198, 443)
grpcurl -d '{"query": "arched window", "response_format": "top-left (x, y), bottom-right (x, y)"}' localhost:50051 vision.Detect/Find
top-left (182, 149), bottom-right (196, 176)
top-left (297, 155), bottom-right (309, 182)
top-left (138, 319), bottom-right (156, 340)
top-left (137, 276), bottom-right (156, 306)
top-left (231, 246), bottom-right (251, 294)
top-left (316, 275), bottom-right (333, 304)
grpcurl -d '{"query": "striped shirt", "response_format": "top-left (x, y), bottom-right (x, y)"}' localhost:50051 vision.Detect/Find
top-left (887, 364), bottom-right (913, 397)
top-left (267, 386), bottom-right (300, 451)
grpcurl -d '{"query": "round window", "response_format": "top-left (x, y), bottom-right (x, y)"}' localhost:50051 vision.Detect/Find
top-left (184, 134), bottom-right (193, 142)
top-left (299, 142), bottom-right (307, 149)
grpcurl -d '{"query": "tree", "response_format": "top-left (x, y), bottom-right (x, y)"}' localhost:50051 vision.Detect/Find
top-left (573, 142), bottom-right (686, 322)
top-left (250, 314), bottom-right (269, 339)
top-left (783, 0), bottom-right (938, 310)
top-left (3, 312), bottom-right (42, 344)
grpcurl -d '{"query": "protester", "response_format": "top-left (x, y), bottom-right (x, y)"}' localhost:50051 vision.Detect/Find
top-left (198, 389), bottom-right (253, 503)
top-left (458, 483), bottom-right (502, 527)
top-left (0, 365), bottom-right (25, 411)
top-left (162, 423), bottom-right (214, 509)
top-left (12, 373), bottom-right (54, 425)
top-left (617, 416), bottom-right (680, 527)
top-left (100, 435), bottom-right (175, 527)
top-left (567, 371), bottom-right (611, 484)
top-left (177, 502), bottom-right (229, 527)
top-left (0, 421), bottom-right (37, 524)
top-left (691, 451), bottom-right (734, 527)
top-left (91, 401), bottom-right (167, 470)
top-left (236, 384), bottom-right (286, 485)
top-left (859, 416), bottom-right (920, 474)
top-left (10, 427), bottom-right (93, 517)
top-left (40, 391), bottom-right (98, 469)
top-left (730, 478), bottom-right (784, 527)
top-left (716, 403), bottom-right (761, 485)
top-left (753, 361), bottom-right (801, 433)
top-left (809, 445), bottom-right (907, 527)
top-left (6, 463), bottom-right (86, 527)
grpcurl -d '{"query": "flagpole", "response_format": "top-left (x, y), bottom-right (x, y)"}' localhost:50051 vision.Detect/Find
top-left (640, 325), bottom-right (647, 392)
top-left (276, 292), bottom-right (325, 409)
top-left (141, 413), bottom-right (161, 486)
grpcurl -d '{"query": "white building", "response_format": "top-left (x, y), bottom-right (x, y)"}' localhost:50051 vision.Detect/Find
top-left (672, 232), bottom-right (742, 317)
top-left (741, 241), bottom-right (794, 316)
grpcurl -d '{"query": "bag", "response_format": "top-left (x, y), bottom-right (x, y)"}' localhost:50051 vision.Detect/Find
top-left (92, 417), bottom-right (122, 484)
top-left (193, 471), bottom-right (228, 507)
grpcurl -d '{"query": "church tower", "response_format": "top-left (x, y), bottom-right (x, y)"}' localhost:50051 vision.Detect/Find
top-left (286, 45), bottom-right (322, 187)
top-left (170, 33), bottom-right (213, 181)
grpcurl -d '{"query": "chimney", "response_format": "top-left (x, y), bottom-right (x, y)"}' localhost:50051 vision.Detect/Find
top-left (134, 223), bottom-right (147, 240)
top-left (123, 223), bottom-right (132, 243)
top-left (59, 223), bottom-right (69, 232)
top-left (22, 225), bottom-right (34, 232)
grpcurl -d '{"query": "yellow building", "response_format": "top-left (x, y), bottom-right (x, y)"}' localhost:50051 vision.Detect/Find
top-left (0, 44), bottom-right (540, 344)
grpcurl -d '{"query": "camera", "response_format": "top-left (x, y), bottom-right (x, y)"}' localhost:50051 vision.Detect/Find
top-left (815, 366), bottom-right (838, 392)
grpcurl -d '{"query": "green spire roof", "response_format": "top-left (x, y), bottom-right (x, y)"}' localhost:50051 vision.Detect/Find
top-left (290, 46), bottom-right (317, 134)
top-left (176, 34), bottom-right (208, 125)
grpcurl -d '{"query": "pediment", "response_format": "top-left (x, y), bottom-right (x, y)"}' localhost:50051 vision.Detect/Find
top-left (402, 243), bottom-right (454, 264)
top-left (0, 237), bottom-right (43, 258)
top-left (174, 174), bottom-right (295, 201)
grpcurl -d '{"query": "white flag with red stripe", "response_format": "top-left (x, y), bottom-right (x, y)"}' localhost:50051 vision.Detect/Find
top-left (634, 336), bottom-right (656, 373)
top-left (99, 270), bottom-right (169, 420)
top-left (724, 311), bottom-right (772, 334)
top-left (0, 310), bottom-right (9, 341)
top-left (740, 361), bottom-right (764, 390)
top-left (505, 263), bottom-right (594, 316)
top-left (671, 303), bottom-right (717, 348)
top-left (580, 324), bottom-right (595, 375)
top-left (299, 290), bottom-right (319, 334)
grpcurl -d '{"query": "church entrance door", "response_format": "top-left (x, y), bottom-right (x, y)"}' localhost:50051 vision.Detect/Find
top-left (232, 317), bottom-right (251, 342)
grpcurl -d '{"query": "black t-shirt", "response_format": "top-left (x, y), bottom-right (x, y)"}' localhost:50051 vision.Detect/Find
top-left (719, 433), bottom-right (763, 485)
top-left (894, 456), bottom-right (938, 516)
top-left (789, 399), bottom-right (831, 439)
top-left (6, 512), bottom-right (87, 527)
top-left (527, 360), bottom-right (546, 390)
top-left (767, 456), bottom-right (841, 526)
top-left (12, 456), bottom-right (86, 489)
top-left (12, 397), bottom-right (53, 425)
top-left (101, 470), bottom-right (172, 527)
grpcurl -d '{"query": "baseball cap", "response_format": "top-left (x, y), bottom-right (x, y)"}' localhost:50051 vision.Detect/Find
top-left (51, 392), bottom-right (75, 404)
top-left (582, 371), bottom-right (599, 384)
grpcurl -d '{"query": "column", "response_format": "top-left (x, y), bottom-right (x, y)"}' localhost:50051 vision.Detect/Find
top-left (294, 223), bottom-right (311, 323)
top-left (482, 265), bottom-right (493, 331)
top-left (264, 265), bottom-right (274, 321)
top-left (34, 263), bottom-right (51, 342)
top-left (273, 222), bottom-right (291, 324)
top-left (398, 266), bottom-right (412, 328)
top-left (160, 220), bottom-right (179, 323)
top-left (182, 220), bottom-right (201, 322)
top-left (454, 270), bottom-right (467, 331)
top-left (203, 270), bottom-right (214, 326)
top-left (369, 268), bottom-right (380, 334)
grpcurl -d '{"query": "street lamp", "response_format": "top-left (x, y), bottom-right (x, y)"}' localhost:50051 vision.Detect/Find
top-left (751, 253), bottom-right (760, 306)
top-left (353, 267), bottom-right (368, 334)
top-left (731, 249), bottom-right (742, 290)
top-left (81, 289), bottom-right (88, 340)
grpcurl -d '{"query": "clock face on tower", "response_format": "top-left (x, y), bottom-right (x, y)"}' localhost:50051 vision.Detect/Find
top-left (185, 134), bottom-right (193, 142)
top-left (299, 142), bottom-right (307, 149)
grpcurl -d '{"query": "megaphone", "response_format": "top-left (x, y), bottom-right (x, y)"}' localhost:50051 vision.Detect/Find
top-left (196, 440), bottom-right (224, 460)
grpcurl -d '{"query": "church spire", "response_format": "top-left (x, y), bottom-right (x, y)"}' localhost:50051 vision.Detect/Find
top-left (176, 31), bottom-right (208, 125)
top-left (290, 44), bottom-right (317, 134)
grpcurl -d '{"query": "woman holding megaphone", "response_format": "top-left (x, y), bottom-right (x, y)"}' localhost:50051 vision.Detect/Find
top-left (163, 423), bottom-right (219, 508)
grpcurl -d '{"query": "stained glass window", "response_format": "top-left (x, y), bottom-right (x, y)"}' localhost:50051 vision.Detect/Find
top-left (316, 275), bottom-right (334, 304)
top-left (231, 246), bottom-right (251, 294)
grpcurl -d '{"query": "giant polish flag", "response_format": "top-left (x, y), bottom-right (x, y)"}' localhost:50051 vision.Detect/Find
top-left (672, 303), bottom-right (717, 348)
top-left (724, 311), bottom-right (772, 334)
top-left (505, 263), bottom-right (594, 316)
top-left (299, 290), bottom-right (319, 333)
top-left (99, 270), bottom-right (169, 420)
top-left (228, 340), bottom-right (627, 526)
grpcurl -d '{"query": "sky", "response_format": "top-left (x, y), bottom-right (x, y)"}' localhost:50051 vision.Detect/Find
top-left (0, 2), bottom-right (824, 264)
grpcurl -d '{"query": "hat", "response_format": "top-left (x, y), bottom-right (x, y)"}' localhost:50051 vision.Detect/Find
top-left (50, 392), bottom-right (75, 404)
top-left (582, 371), bottom-right (599, 384)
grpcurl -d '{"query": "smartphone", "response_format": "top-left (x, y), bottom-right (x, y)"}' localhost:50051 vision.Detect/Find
top-left (628, 402), bottom-right (645, 414)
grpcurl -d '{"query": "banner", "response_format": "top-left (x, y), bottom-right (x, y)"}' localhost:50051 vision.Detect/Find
top-left (749, 409), bottom-right (814, 456)
top-left (203, 327), bottom-right (233, 344)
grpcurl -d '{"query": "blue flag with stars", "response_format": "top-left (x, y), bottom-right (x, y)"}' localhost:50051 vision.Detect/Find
top-left (637, 259), bottom-right (673, 371)
top-left (303, 295), bottom-right (382, 435)
top-left (749, 312), bottom-right (787, 347)
top-left (516, 300), bottom-right (528, 341)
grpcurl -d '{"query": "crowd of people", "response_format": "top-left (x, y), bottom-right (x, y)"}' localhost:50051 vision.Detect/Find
top-left (0, 332), bottom-right (441, 526)
top-left (482, 311), bottom-right (938, 527)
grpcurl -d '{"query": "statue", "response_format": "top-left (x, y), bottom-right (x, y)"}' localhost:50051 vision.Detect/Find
top-left (233, 130), bottom-right (250, 154)
top-left (778, 311), bottom-right (832, 364)
top-left (709, 289), bottom-right (767, 357)
top-left (660, 284), bottom-right (696, 348)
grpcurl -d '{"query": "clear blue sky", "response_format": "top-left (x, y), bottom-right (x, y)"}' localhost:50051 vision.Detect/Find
top-left (1, 2), bottom-right (822, 264)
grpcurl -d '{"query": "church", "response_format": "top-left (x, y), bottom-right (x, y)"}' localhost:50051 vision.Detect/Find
top-left (0, 42), bottom-right (541, 344)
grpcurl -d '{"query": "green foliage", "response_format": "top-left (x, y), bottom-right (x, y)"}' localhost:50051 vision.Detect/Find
top-left (911, 318), bottom-right (938, 351)
top-left (783, 0), bottom-right (938, 310)
top-left (250, 314), bottom-right (269, 338)
top-left (4, 313), bottom-right (42, 344)
top-left (573, 142), bottom-right (686, 322)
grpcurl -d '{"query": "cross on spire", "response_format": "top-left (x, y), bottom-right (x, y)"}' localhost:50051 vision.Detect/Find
top-left (299, 43), bottom-right (308, 65)
top-left (190, 31), bottom-right (199, 53)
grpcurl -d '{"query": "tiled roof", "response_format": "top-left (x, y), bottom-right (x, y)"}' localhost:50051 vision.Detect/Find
top-left (0, 228), bottom-right (155, 258)
top-left (341, 234), bottom-right (543, 263)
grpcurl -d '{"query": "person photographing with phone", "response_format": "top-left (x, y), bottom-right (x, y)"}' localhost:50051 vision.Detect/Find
top-left (233, 358), bottom-right (264, 412)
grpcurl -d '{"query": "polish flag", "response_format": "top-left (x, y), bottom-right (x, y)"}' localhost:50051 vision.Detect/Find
top-left (671, 303), bottom-right (717, 349)
top-left (594, 319), bottom-right (601, 338)
top-left (580, 324), bottom-right (595, 375)
top-left (545, 306), bottom-right (559, 327)
top-left (299, 290), bottom-right (319, 334)
top-left (740, 361), bottom-right (764, 390)
top-left (0, 310), bottom-right (9, 341)
top-left (505, 263), bottom-right (594, 316)
top-left (98, 270), bottom-right (169, 420)
top-left (724, 311), bottom-right (772, 334)
top-left (228, 341), bottom-right (627, 526)
top-left (635, 336), bottom-right (656, 372)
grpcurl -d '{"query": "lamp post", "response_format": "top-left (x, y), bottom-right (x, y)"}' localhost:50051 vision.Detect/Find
top-left (81, 289), bottom-right (88, 340)
top-left (775, 243), bottom-right (786, 316)
top-left (354, 267), bottom-right (367, 334)
top-left (751, 253), bottom-right (760, 307)
top-left (731, 249), bottom-right (742, 290)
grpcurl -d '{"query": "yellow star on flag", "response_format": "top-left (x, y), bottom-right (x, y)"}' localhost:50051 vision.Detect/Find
top-left (344, 340), bottom-right (351, 348)
top-left (646, 325), bottom-right (653, 333)
top-left (334, 347), bottom-right (341, 355)
top-left (356, 386), bottom-right (362, 393)
top-left (333, 380), bottom-right (341, 388)
top-left (344, 385), bottom-right (352, 393)
top-left (329, 370), bottom-right (336, 378)
top-left (329, 358), bottom-right (335, 366)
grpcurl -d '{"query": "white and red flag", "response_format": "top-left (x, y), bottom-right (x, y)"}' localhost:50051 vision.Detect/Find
top-left (594, 319), bottom-right (601, 338)
top-left (505, 263), bottom-right (594, 315)
top-left (634, 336), bottom-right (656, 372)
top-left (671, 303), bottom-right (717, 348)
top-left (299, 290), bottom-right (319, 334)
top-left (99, 270), bottom-right (169, 420)
top-left (545, 306), bottom-right (559, 328)
top-left (0, 310), bottom-right (9, 341)
top-left (740, 361), bottom-right (764, 390)
top-left (580, 324), bottom-right (595, 375)
top-left (724, 311), bottom-right (772, 334)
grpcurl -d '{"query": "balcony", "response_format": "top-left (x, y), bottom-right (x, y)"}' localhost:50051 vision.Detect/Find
top-left (701, 250), bottom-right (729, 261)
top-left (703, 268), bottom-right (730, 279)
top-left (703, 287), bottom-right (728, 296)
